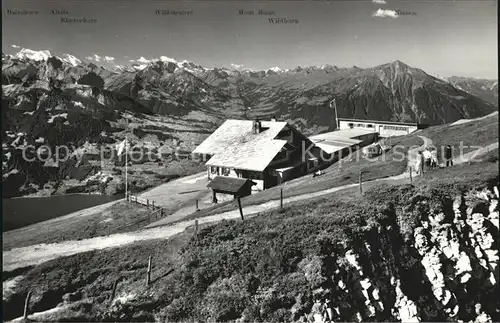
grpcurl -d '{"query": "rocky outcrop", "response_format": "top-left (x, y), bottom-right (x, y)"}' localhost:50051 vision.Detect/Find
top-left (305, 186), bottom-right (499, 322)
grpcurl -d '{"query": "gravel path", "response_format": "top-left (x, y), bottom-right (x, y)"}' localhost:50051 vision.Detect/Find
top-left (5, 137), bottom-right (498, 273)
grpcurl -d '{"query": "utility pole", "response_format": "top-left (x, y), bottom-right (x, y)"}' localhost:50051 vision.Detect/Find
top-left (330, 98), bottom-right (339, 130)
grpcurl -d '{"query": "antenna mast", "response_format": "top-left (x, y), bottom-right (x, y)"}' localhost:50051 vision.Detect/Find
top-left (330, 98), bottom-right (339, 130)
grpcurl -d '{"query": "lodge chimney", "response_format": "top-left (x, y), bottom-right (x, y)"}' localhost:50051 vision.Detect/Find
top-left (253, 118), bottom-right (262, 134)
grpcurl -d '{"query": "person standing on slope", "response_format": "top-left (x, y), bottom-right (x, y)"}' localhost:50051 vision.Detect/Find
top-left (430, 147), bottom-right (438, 168)
top-left (415, 151), bottom-right (424, 175)
top-left (445, 145), bottom-right (453, 167)
top-left (422, 148), bottom-right (432, 169)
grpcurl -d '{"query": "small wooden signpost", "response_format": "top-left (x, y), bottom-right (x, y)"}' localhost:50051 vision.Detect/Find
top-left (237, 197), bottom-right (244, 220)
top-left (196, 199), bottom-right (200, 212)
top-left (409, 166), bottom-right (413, 184)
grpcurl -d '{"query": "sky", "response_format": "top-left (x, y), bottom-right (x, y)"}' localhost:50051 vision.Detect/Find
top-left (2, 0), bottom-right (498, 79)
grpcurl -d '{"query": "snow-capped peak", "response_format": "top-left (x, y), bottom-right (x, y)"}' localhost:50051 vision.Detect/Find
top-left (59, 53), bottom-right (82, 67)
top-left (268, 66), bottom-right (283, 73)
top-left (159, 56), bottom-right (177, 64)
top-left (131, 63), bottom-right (148, 71)
top-left (114, 64), bottom-right (135, 72)
top-left (14, 48), bottom-right (52, 61)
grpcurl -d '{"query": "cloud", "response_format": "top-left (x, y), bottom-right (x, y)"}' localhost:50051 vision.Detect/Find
top-left (129, 59), bottom-right (136, 63)
top-left (372, 0), bottom-right (387, 4)
top-left (11, 44), bottom-right (20, 48)
top-left (85, 54), bottom-right (115, 63)
top-left (372, 8), bottom-right (399, 18)
top-left (231, 63), bottom-right (244, 70)
top-left (85, 54), bottom-right (102, 62)
top-left (137, 56), bottom-right (151, 64)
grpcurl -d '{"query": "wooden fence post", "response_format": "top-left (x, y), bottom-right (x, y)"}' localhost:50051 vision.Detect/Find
top-left (237, 197), bottom-right (244, 221)
top-left (147, 199), bottom-right (149, 208)
top-left (152, 200), bottom-right (155, 209)
top-left (160, 208), bottom-right (164, 218)
top-left (196, 199), bottom-right (199, 212)
top-left (110, 278), bottom-right (119, 304)
top-left (146, 256), bottom-right (152, 286)
top-left (23, 290), bottom-right (32, 320)
top-left (409, 166), bottom-right (413, 184)
top-left (280, 188), bottom-right (284, 210)
top-left (359, 172), bottom-right (363, 195)
top-left (195, 220), bottom-right (199, 235)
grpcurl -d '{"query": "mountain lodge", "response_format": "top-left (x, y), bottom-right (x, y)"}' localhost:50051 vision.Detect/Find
top-left (337, 118), bottom-right (427, 137)
top-left (192, 119), bottom-right (328, 199)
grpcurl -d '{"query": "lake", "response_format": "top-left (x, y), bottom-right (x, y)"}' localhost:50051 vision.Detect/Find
top-left (2, 194), bottom-right (124, 232)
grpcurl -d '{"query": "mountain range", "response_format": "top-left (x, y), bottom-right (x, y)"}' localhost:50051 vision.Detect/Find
top-left (1, 48), bottom-right (498, 197)
top-left (445, 76), bottom-right (498, 106)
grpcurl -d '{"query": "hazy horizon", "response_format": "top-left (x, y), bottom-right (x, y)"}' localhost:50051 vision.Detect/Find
top-left (2, 0), bottom-right (498, 79)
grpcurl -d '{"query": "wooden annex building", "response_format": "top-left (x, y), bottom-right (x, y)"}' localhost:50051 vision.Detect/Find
top-left (206, 176), bottom-right (255, 203)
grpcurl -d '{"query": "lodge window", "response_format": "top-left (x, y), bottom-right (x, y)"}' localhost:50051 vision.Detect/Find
top-left (367, 124), bottom-right (374, 128)
top-left (222, 167), bottom-right (230, 176)
top-left (348, 123), bottom-right (354, 128)
top-left (210, 166), bottom-right (217, 174)
top-left (383, 125), bottom-right (408, 131)
top-left (241, 170), bottom-right (263, 180)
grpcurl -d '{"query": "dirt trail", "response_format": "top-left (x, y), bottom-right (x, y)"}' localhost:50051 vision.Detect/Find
top-left (4, 137), bottom-right (497, 273)
top-left (451, 111), bottom-right (498, 126)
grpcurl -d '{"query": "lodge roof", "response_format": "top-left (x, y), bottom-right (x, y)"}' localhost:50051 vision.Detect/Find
top-left (207, 176), bottom-right (255, 195)
top-left (193, 120), bottom-right (291, 172)
top-left (309, 130), bottom-right (367, 154)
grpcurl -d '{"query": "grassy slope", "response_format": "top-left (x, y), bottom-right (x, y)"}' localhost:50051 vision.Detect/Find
top-left (418, 112), bottom-right (498, 160)
top-left (3, 152), bottom-right (498, 322)
top-left (4, 115), bottom-right (496, 251)
top-left (3, 201), bottom-right (156, 250)
top-left (179, 113), bottom-right (498, 222)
